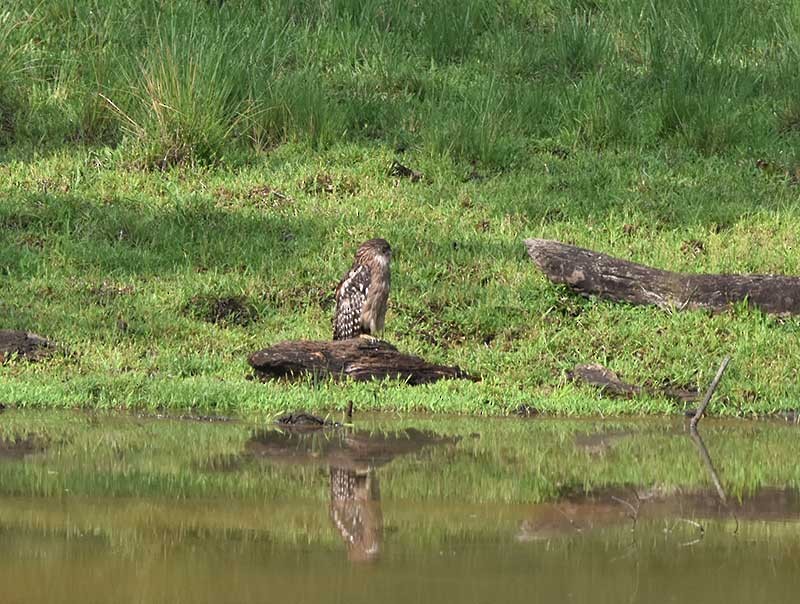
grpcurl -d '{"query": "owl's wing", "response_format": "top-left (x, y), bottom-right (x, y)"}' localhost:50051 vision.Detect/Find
top-left (333, 263), bottom-right (371, 340)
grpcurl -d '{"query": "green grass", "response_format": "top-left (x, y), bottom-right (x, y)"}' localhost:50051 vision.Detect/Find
top-left (2, 0), bottom-right (800, 413)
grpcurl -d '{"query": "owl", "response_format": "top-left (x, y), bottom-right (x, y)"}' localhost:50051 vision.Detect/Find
top-left (333, 238), bottom-right (391, 340)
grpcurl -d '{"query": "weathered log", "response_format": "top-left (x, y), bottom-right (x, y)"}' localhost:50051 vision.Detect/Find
top-left (568, 364), bottom-right (642, 398)
top-left (525, 238), bottom-right (800, 315)
top-left (569, 363), bottom-right (699, 403)
top-left (0, 330), bottom-right (56, 362)
top-left (248, 338), bottom-right (478, 385)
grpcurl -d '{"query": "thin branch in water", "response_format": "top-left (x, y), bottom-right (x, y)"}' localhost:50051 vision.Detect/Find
top-left (611, 493), bottom-right (640, 532)
top-left (689, 428), bottom-right (727, 505)
top-left (691, 355), bottom-right (731, 429)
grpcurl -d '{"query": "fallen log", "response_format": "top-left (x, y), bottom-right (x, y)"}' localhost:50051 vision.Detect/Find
top-left (524, 238), bottom-right (800, 315)
top-left (0, 330), bottom-right (56, 362)
top-left (569, 363), bottom-right (699, 403)
top-left (248, 338), bottom-right (478, 385)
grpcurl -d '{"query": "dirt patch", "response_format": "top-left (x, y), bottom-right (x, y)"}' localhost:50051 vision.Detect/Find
top-left (755, 158), bottom-right (800, 185)
top-left (182, 294), bottom-right (259, 327)
top-left (300, 172), bottom-right (360, 196)
top-left (215, 184), bottom-right (293, 209)
top-left (681, 239), bottom-right (705, 257)
top-left (396, 302), bottom-right (472, 348)
top-left (88, 281), bottom-right (135, 305)
top-left (0, 330), bottom-right (57, 363)
top-left (247, 184), bottom-right (292, 206)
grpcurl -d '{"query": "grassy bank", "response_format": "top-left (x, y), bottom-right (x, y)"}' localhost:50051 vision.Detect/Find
top-left (2, 1), bottom-right (800, 414)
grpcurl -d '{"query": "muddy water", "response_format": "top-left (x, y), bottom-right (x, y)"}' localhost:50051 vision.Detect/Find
top-left (0, 413), bottom-right (798, 603)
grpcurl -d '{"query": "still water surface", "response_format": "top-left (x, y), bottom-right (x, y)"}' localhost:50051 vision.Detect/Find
top-left (0, 412), bottom-right (797, 603)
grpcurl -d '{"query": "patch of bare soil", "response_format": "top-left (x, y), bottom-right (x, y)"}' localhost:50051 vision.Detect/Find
top-left (182, 294), bottom-right (259, 327)
top-left (0, 330), bottom-right (57, 363)
top-left (300, 172), bottom-right (360, 196)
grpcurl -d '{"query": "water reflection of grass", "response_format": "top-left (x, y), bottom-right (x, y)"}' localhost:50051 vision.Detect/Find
top-left (0, 412), bottom-right (798, 504)
top-left (0, 495), bottom-right (797, 556)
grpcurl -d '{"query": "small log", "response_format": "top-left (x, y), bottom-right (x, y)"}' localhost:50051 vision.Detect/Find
top-left (0, 330), bottom-right (56, 362)
top-left (568, 364), bottom-right (642, 398)
top-left (569, 363), bottom-right (699, 403)
top-left (248, 338), bottom-right (478, 385)
top-left (525, 238), bottom-right (800, 315)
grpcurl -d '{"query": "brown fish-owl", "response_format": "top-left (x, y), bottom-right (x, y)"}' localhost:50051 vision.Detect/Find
top-left (332, 238), bottom-right (391, 340)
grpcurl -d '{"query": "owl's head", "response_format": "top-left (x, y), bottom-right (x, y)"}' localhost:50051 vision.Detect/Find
top-left (356, 238), bottom-right (391, 266)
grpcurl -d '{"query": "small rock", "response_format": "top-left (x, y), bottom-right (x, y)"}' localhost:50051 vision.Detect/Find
top-left (515, 404), bottom-right (539, 418)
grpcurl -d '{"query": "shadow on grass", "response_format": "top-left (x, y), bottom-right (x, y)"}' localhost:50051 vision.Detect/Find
top-left (0, 190), bottom-right (321, 279)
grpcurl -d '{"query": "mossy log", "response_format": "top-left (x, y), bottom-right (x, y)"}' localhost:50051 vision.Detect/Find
top-left (0, 330), bottom-right (56, 362)
top-left (248, 338), bottom-right (478, 385)
top-left (525, 238), bottom-right (800, 315)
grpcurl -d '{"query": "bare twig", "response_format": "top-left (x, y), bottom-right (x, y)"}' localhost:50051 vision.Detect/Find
top-left (690, 356), bottom-right (731, 429)
top-left (611, 495), bottom-right (639, 517)
top-left (611, 493), bottom-right (640, 532)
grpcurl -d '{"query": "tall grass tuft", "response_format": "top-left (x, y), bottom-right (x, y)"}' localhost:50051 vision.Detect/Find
top-left (651, 45), bottom-right (758, 154)
top-left (2, 0), bottom-right (800, 161)
top-left (776, 9), bottom-right (800, 135)
top-left (561, 74), bottom-right (637, 147)
top-left (0, 10), bottom-right (36, 145)
top-left (106, 13), bottom-right (250, 168)
top-left (423, 76), bottom-right (522, 167)
top-left (245, 68), bottom-right (347, 150)
top-left (551, 11), bottom-right (612, 79)
top-left (421, 0), bottom-right (497, 64)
